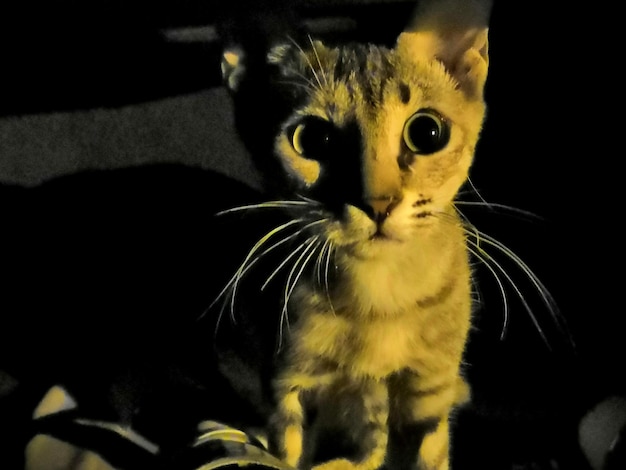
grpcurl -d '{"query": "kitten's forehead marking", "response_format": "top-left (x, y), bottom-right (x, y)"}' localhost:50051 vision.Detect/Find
top-left (398, 82), bottom-right (411, 104)
top-left (274, 39), bottom-right (478, 194)
top-left (299, 46), bottom-right (417, 124)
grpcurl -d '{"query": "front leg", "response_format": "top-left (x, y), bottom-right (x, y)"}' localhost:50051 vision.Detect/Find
top-left (388, 370), bottom-right (469, 470)
top-left (269, 369), bottom-right (336, 469)
top-left (312, 378), bottom-right (389, 470)
top-left (269, 378), bottom-right (308, 468)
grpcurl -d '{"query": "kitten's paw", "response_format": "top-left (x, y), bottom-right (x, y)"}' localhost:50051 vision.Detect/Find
top-left (312, 458), bottom-right (357, 470)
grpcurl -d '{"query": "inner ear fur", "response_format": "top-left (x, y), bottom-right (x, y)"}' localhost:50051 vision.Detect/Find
top-left (396, 0), bottom-right (492, 97)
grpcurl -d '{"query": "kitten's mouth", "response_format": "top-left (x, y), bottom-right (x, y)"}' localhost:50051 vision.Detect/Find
top-left (368, 229), bottom-right (401, 243)
top-left (368, 232), bottom-right (388, 241)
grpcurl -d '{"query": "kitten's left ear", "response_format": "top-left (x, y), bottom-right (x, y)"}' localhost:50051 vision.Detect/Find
top-left (397, 0), bottom-right (492, 97)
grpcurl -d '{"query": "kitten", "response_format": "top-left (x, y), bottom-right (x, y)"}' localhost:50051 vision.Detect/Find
top-left (217, 0), bottom-right (493, 469)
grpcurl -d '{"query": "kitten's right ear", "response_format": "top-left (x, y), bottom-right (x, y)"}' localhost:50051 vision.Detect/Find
top-left (397, 0), bottom-right (492, 97)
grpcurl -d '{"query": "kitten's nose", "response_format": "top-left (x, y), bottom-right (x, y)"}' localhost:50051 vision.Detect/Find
top-left (364, 196), bottom-right (400, 222)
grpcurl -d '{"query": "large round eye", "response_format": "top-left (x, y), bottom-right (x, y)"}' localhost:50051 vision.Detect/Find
top-left (290, 117), bottom-right (337, 161)
top-left (403, 109), bottom-right (450, 155)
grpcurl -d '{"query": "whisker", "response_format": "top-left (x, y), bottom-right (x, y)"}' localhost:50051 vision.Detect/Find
top-left (308, 34), bottom-right (328, 87)
top-left (283, 71), bottom-right (320, 92)
top-left (278, 236), bottom-right (321, 350)
top-left (323, 239), bottom-right (336, 315)
top-left (471, 231), bottom-right (570, 340)
top-left (212, 217), bottom-right (327, 340)
top-left (466, 176), bottom-right (489, 205)
top-left (455, 201), bottom-right (542, 221)
top-left (210, 218), bottom-right (305, 316)
top-left (475, 232), bottom-right (557, 311)
top-left (262, 239), bottom-right (308, 292)
top-left (296, 194), bottom-right (322, 205)
top-left (216, 200), bottom-right (311, 216)
top-left (314, 237), bottom-right (329, 286)
top-left (466, 243), bottom-right (510, 340)
top-left (466, 235), bottom-right (550, 348)
top-left (435, 208), bottom-right (572, 349)
top-left (261, 219), bottom-right (329, 290)
top-left (277, 79), bottom-right (317, 92)
top-left (288, 35), bottom-right (323, 91)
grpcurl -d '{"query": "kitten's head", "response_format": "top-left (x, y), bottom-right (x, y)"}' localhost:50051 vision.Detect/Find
top-left (222, 0), bottom-right (491, 257)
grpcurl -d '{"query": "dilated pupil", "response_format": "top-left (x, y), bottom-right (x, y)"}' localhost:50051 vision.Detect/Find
top-left (404, 110), bottom-right (449, 155)
top-left (408, 116), bottom-right (440, 152)
top-left (292, 118), bottom-right (336, 161)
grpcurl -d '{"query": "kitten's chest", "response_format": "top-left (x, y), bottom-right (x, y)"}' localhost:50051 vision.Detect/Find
top-left (293, 310), bottom-right (426, 379)
top-left (287, 244), bottom-right (470, 379)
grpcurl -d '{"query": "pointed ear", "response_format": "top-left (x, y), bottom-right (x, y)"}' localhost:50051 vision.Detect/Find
top-left (396, 0), bottom-right (492, 97)
top-left (221, 46), bottom-right (247, 93)
top-left (218, 0), bottom-right (302, 94)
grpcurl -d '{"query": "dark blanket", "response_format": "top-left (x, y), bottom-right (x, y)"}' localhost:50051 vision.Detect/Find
top-left (0, 164), bottom-right (279, 466)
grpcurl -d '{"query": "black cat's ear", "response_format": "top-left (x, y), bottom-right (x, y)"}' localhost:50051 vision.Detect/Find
top-left (218, 0), bottom-right (301, 93)
top-left (396, 0), bottom-right (492, 97)
top-left (221, 46), bottom-right (246, 93)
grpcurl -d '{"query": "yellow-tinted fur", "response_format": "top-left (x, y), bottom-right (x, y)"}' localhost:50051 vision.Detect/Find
top-left (222, 1), bottom-right (492, 469)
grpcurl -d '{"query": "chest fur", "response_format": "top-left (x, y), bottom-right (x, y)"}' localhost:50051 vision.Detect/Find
top-left (282, 221), bottom-right (472, 378)
top-left (288, 266), bottom-right (471, 380)
top-left (294, 312), bottom-right (423, 378)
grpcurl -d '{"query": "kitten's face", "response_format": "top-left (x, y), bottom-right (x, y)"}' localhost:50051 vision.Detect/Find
top-left (223, 1), bottom-right (489, 260)
top-left (265, 40), bottom-right (487, 257)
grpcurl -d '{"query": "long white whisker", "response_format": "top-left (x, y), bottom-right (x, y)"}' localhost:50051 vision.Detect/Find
top-left (296, 194), bottom-right (322, 205)
top-left (283, 236), bottom-right (320, 310)
top-left (455, 201), bottom-right (542, 220)
top-left (465, 234), bottom-right (551, 349)
top-left (466, 176), bottom-right (489, 205)
top-left (308, 34), bottom-right (328, 87)
top-left (472, 232), bottom-right (573, 348)
top-left (216, 200), bottom-right (311, 215)
top-left (278, 236), bottom-right (321, 349)
top-left (436, 210), bottom-right (510, 338)
top-left (288, 36), bottom-right (323, 90)
top-left (261, 219), bottom-right (328, 290)
top-left (476, 231), bottom-right (559, 315)
top-left (323, 239), bottom-right (336, 315)
top-left (466, 244), bottom-right (510, 340)
top-left (277, 79), bottom-right (317, 92)
top-left (314, 237), bottom-right (329, 286)
top-left (262, 240), bottom-right (308, 292)
top-left (210, 218), bottom-right (305, 315)
top-left (285, 70), bottom-right (320, 92)
top-left (445, 204), bottom-right (573, 349)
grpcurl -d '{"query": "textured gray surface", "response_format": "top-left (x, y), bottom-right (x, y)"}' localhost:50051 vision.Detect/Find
top-left (0, 88), bottom-right (260, 190)
top-left (0, 87), bottom-right (259, 399)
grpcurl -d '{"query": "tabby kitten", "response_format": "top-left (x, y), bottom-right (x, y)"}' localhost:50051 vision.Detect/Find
top-left (219, 0), bottom-right (492, 469)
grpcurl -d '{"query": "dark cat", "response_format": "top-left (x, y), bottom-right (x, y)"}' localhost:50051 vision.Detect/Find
top-left (0, 164), bottom-right (282, 467)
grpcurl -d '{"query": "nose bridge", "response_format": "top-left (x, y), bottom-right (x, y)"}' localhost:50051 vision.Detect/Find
top-left (358, 130), bottom-right (402, 220)
top-left (362, 130), bottom-right (401, 200)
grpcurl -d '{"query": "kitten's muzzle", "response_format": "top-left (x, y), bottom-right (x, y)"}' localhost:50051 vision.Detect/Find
top-left (363, 196), bottom-right (401, 223)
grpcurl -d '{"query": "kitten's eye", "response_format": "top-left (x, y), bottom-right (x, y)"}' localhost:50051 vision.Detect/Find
top-left (403, 110), bottom-right (450, 155)
top-left (290, 117), bottom-right (337, 161)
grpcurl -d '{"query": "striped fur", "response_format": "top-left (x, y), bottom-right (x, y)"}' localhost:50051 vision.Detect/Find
top-left (222, 1), bottom-right (492, 469)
